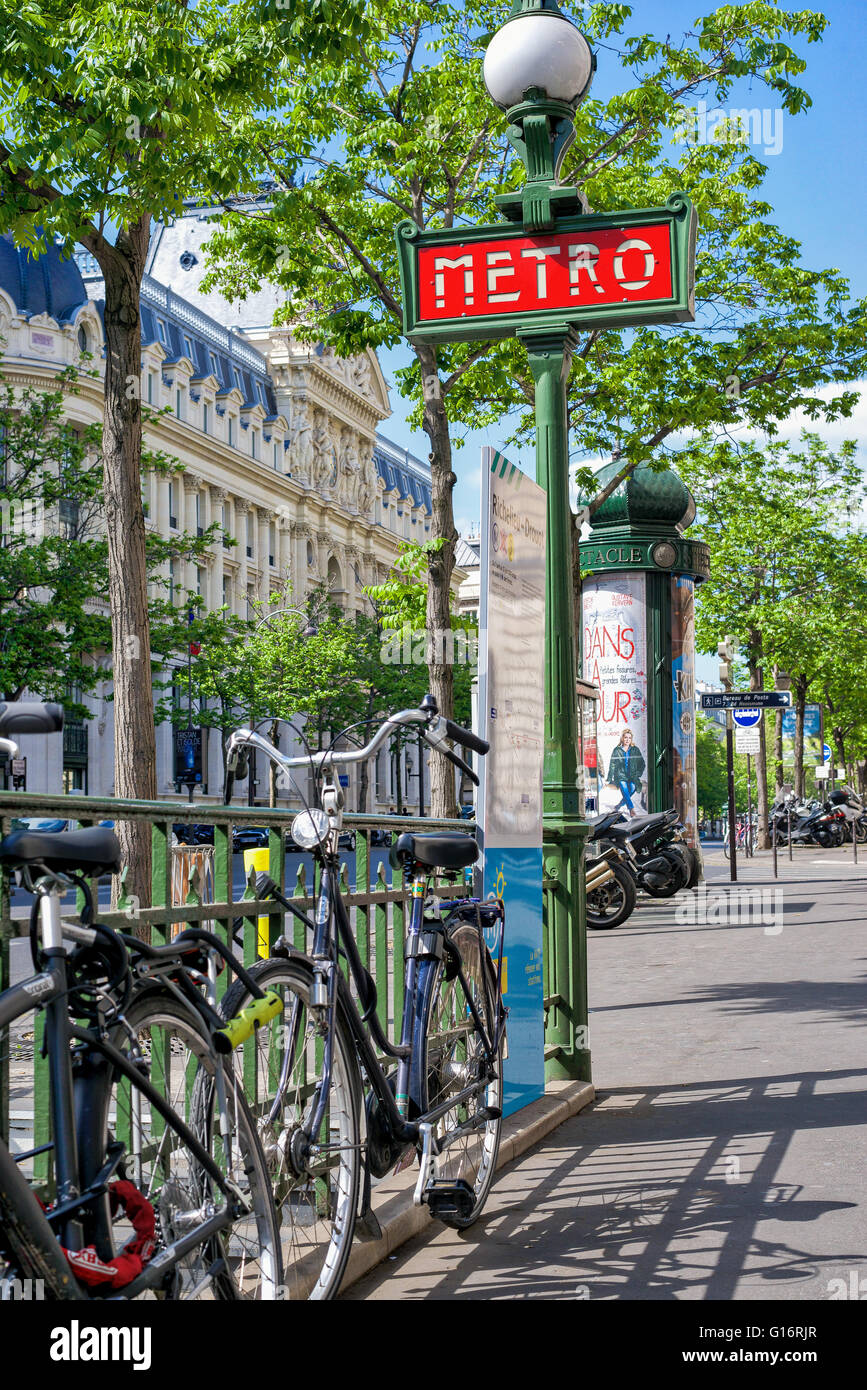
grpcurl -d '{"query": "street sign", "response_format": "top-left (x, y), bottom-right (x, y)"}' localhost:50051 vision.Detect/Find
top-left (10, 756), bottom-right (26, 790)
top-left (735, 727), bottom-right (761, 755)
top-left (823, 743), bottom-right (832, 763)
top-left (700, 691), bottom-right (792, 710)
top-left (732, 708), bottom-right (762, 728)
top-left (396, 195), bottom-right (696, 343)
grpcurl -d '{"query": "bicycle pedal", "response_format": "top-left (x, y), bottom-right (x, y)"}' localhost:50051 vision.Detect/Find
top-left (424, 1178), bottom-right (475, 1222)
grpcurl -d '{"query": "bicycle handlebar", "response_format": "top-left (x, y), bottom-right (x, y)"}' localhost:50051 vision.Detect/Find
top-left (224, 698), bottom-right (487, 795)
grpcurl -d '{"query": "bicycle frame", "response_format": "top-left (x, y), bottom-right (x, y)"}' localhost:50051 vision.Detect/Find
top-left (291, 851), bottom-right (505, 1162)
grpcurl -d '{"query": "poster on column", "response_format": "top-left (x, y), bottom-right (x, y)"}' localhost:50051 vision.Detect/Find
top-left (478, 447), bottom-right (546, 1117)
top-left (671, 575), bottom-right (698, 847)
top-left (581, 574), bottom-right (649, 816)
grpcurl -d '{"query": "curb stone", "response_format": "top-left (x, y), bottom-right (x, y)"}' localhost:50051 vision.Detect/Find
top-left (340, 1079), bottom-right (595, 1294)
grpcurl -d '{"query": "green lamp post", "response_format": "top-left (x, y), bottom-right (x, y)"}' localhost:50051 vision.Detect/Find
top-left (394, 2), bottom-right (696, 1087)
top-left (483, 0), bottom-right (596, 1082)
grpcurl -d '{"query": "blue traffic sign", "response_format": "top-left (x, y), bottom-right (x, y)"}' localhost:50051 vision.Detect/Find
top-left (732, 708), bottom-right (762, 728)
top-left (823, 743), bottom-right (832, 763)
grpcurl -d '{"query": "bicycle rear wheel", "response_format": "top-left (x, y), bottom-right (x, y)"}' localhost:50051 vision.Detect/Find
top-left (89, 990), bottom-right (282, 1299)
top-left (217, 956), bottom-right (361, 1301)
top-left (419, 921), bottom-right (503, 1230)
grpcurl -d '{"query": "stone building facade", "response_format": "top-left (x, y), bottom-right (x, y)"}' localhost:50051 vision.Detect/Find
top-left (0, 223), bottom-right (451, 809)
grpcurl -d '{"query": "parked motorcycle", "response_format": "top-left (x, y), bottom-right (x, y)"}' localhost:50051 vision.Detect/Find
top-left (584, 845), bottom-right (637, 929)
top-left (827, 787), bottom-right (867, 844)
top-left (587, 807), bottom-right (698, 905)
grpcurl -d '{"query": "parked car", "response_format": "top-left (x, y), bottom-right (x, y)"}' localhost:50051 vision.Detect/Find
top-left (173, 823), bottom-right (214, 846)
top-left (9, 816), bottom-right (75, 833)
top-left (232, 825), bottom-right (269, 851)
top-left (369, 827), bottom-right (393, 848)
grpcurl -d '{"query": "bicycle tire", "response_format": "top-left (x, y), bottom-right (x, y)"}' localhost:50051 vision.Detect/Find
top-left (0, 1141), bottom-right (82, 1298)
top-left (89, 989), bottom-right (282, 1299)
top-left (417, 920), bottom-right (503, 1230)
top-left (217, 956), bottom-right (361, 1302)
top-left (587, 862), bottom-right (637, 929)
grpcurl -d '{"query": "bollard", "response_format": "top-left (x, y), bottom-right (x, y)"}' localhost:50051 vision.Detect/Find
top-left (243, 846), bottom-right (271, 958)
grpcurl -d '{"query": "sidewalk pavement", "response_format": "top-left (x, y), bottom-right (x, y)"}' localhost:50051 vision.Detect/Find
top-left (342, 845), bottom-right (867, 1300)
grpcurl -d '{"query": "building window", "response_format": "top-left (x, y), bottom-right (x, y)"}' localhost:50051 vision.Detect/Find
top-left (175, 388), bottom-right (183, 421)
top-left (169, 557), bottom-right (178, 604)
top-left (246, 511), bottom-right (253, 559)
top-left (147, 371), bottom-right (155, 404)
top-left (59, 497), bottom-right (79, 540)
top-left (222, 573), bottom-right (230, 611)
top-left (195, 493), bottom-right (202, 537)
top-left (269, 523), bottom-right (276, 568)
top-left (251, 430), bottom-right (258, 461)
top-left (195, 565), bottom-right (204, 596)
top-left (183, 334), bottom-right (194, 361)
top-left (77, 324), bottom-right (89, 353)
top-left (157, 319), bottom-right (169, 346)
top-left (209, 351), bottom-right (220, 379)
top-left (202, 402), bottom-right (209, 435)
top-left (169, 481), bottom-right (178, 530)
top-left (273, 442), bottom-right (280, 471)
top-left (228, 417), bottom-right (234, 448)
top-left (232, 366), bottom-right (243, 392)
top-left (222, 502), bottom-right (231, 550)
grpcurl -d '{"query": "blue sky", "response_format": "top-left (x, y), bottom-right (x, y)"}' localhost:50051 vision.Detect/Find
top-left (379, 0), bottom-right (867, 550)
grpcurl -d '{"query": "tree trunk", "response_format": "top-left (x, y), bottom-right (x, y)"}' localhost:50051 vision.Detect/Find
top-left (416, 342), bottom-right (458, 818)
top-left (774, 709), bottom-right (784, 790)
top-left (97, 219), bottom-right (155, 915)
top-left (833, 726), bottom-right (846, 768)
top-left (793, 675), bottom-right (807, 799)
top-left (748, 651), bottom-right (770, 848)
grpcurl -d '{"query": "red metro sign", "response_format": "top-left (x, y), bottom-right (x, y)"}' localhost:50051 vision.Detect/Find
top-left (396, 194), bottom-right (696, 343)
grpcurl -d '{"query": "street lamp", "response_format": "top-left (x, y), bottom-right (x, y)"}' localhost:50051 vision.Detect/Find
top-left (483, 0), bottom-right (595, 232)
top-left (482, 0), bottom-right (596, 1083)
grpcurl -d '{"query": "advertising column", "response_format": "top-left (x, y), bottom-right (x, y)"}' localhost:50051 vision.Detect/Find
top-left (478, 447), bottom-right (546, 1115)
top-left (581, 574), bottom-right (649, 817)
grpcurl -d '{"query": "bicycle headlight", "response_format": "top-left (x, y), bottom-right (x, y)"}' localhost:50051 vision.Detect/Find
top-left (291, 808), bottom-right (329, 849)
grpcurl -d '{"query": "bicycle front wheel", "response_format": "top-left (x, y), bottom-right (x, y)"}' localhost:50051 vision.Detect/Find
top-left (89, 990), bottom-right (282, 1299)
top-left (419, 921), bottom-right (503, 1230)
top-left (218, 956), bottom-right (361, 1301)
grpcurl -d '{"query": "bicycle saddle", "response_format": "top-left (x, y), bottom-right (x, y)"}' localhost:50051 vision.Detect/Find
top-left (0, 826), bottom-right (121, 876)
top-left (390, 831), bottom-right (479, 871)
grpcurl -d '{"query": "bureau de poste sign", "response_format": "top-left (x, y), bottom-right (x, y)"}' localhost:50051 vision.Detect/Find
top-left (396, 193), bottom-right (696, 343)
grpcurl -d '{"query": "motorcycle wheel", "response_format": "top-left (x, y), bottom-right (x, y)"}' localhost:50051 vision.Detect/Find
top-left (856, 819), bottom-right (867, 845)
top-left (813, 827), bottom-right (838, 849)
top-left (641, 852), bottom-right (688, 898)
top-left (586, 862), bottom-right (637, 929)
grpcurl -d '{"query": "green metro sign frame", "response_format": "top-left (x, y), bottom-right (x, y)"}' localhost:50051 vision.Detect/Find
top-left (396, 192), bottom-right (696, 344)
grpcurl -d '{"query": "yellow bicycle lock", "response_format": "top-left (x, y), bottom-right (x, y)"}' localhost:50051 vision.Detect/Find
top-left (213, 989), bottom-right (283, 1054)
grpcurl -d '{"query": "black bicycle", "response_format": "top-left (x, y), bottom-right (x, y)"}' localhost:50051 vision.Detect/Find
top-left (222, 694), bottom-right (507, 1300)
top-left (0, 702), bottom-right (283, 1300)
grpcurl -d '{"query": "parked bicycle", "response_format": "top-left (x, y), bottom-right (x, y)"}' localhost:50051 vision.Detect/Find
top-left (0, 701), bottom-right (284, 1300)
top-left (221, 694), bottom-right (507, 1300)
top-left (723, 816), bottom-right (759, 859)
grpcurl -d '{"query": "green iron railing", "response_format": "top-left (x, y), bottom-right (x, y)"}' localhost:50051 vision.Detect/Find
top-left (0, 792), bottom-right (476, 1187)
